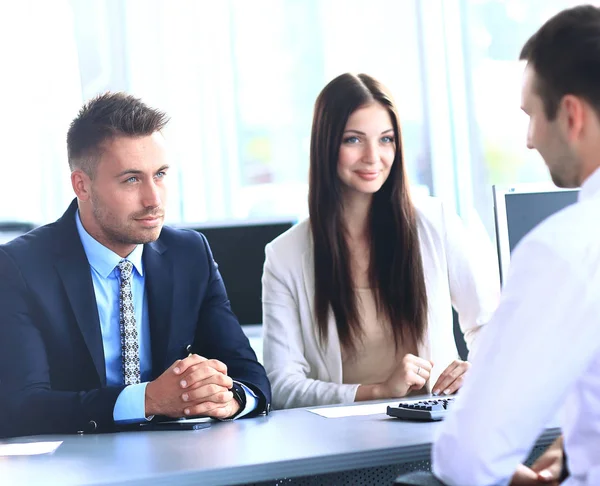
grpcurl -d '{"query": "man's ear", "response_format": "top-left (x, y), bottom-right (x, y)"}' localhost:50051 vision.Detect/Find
top-left (560, 94), bottom-right (584, 143)
top-left (71, 170), bottom-right (92, 201)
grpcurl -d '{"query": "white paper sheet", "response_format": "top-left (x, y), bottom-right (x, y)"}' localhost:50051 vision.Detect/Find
top-left (0, 441), bottom-right (63, 456)
top-left (307, 401), bottom-right (399, 418)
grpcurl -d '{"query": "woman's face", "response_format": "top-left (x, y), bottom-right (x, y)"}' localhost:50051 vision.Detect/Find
top-left (337, 102), bottom-right (396, 197)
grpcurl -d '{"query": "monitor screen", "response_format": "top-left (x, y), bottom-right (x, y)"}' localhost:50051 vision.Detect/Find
top-left (493, 184), bottom-right (579, 284)
top-left (183, 219), bottom-right (295, 325)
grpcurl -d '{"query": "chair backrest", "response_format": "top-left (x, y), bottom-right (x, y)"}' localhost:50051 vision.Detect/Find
top-left (0, 222), bottom-right (36, 244)
top-left (182, 218), bottom-right (295, 325)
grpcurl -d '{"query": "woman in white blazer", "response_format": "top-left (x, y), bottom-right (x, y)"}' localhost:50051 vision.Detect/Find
top-left (262, 73), bottom-right (500, 410)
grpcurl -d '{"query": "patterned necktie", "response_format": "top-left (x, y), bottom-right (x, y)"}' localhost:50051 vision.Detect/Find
top-left (118, 259), bottom-right (140, 385)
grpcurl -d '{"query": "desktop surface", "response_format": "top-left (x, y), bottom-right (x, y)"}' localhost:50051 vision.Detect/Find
top-left (1, 400), bottom-right (560, 486)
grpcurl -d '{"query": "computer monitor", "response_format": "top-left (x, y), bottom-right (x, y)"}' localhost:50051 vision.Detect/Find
top-left (493, 184), bottom-right (579, 284)
top-left (182, 218), bottom-right (295, 325)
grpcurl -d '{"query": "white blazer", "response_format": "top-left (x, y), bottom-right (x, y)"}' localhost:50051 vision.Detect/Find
top-left (262, 196), bottom-right (500, 410)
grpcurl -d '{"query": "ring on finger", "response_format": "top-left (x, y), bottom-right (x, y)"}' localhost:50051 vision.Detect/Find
top-left (416, 366), bottom-right (421, 376)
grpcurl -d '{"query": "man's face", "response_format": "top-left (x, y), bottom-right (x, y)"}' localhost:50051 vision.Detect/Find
top-left (521, 64), bottom-right (581, 188)
top-left (80, 132), bottom-right (169, 256)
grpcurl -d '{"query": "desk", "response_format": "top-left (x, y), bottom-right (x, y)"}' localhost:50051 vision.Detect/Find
top-left (1, 402), bottom-right (560, 486)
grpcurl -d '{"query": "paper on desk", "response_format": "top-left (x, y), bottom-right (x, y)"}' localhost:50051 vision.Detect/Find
top-left (307, 401), bottom-right (399, 418)
top-left (0, 441), bottom-right (62, 456)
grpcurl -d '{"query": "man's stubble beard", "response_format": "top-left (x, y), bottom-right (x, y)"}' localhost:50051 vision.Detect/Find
top-left (91, 191), bottom-right (162, 246)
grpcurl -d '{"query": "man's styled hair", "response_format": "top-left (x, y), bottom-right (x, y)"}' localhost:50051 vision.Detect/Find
top-left (67, 92), bottom-right (170, 177)
top-left (520, 5), bottom-right (600, 120)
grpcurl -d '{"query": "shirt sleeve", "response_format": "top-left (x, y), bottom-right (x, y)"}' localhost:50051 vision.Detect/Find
top-left (234, 381), bottom-right (258, 419)
top-left (113, 382), bottom-right (151, 423)
top-left (433, 238), bottom-right (600, 485)
top-left (113, 381), bottom-right (256, 423)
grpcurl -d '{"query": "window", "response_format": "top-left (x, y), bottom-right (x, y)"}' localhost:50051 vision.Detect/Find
top-left (5, 0), bottom-right (429, 226)
top-left (459, 0), bottom-right (584, 232)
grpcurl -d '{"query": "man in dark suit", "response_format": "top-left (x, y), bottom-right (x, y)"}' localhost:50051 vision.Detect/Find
top-left (0, 92), bottom-right (271, 437)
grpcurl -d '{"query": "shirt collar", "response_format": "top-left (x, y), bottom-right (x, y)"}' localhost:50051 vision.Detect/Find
top-left (75, 211), bottom-right (144, 278)
top-left (579, 166), bottom-right (600, 202)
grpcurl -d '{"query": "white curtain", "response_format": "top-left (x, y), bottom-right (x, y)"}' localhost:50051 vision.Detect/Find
top-left (0, 0), bottom-right (82, 224)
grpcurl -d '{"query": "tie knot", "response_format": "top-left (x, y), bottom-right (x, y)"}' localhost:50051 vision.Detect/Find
top-left (118, 259), bottom-right (134, 281)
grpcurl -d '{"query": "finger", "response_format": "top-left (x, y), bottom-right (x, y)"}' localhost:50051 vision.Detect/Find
top-left (406, 370), bottom-right (427, 390)
top-left (204, 359), bottom-right (228, 375)
top-left (432, 370), bottom-right (459, 395)
top-left (432, 361), bottom-right (470, 395)
top-left (205, 402), bottom-right (237, 419)
top-left (184, 397), bottom-right (234, 417)
top-left (438, 375), bottom-right (464, 396)
top-left (207, 404), bottom-right (235, 419)
top-left (432, 360), bottom-right (461, 389)
top-left (185, 371), bottom-right (234, 392)
top-left (182, 384), bottom-right (231, 403)
top-left (531, 453), bottom-right (562, 476)
top-left (509, 464), bottom-right (539, 485)
top-left (202, 389), bottom-right (235, 404)
top-left (179, 365), bottom-right (222, 389)
top-left (402, 354), bottom-right (434, 372)
top-left (537, 469), bottom-right (557, 482)
top-left (173, 354), bottom-right (208, 375)
top-left (414, 364), bottom-right (431, 382)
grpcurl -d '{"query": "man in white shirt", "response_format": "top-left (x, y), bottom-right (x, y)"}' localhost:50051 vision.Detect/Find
top-left (432, 5), bottom-right (600, 486)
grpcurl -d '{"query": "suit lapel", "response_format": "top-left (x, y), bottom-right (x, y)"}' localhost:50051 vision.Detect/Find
top-left (302, 250), bottom-right (343, 383)
top-left (144, 238), bottom-right (173, 375)
top-left (54, 200), bottom-right (106, 384)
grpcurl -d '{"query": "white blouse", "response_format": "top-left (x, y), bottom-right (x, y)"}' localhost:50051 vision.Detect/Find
top-left (262, 196), bottom-right (500, 409)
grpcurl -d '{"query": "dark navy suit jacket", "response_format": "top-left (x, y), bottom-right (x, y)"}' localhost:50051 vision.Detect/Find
top-left (0, 200), bottom-right (271, 437)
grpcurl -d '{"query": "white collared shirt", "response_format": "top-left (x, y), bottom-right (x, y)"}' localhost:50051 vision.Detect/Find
top-left (433, 167), bottom-right (600, 486)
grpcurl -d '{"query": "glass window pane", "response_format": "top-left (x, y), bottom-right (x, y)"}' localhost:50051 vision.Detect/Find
top-left (463, 0), bottom-right (584, 230)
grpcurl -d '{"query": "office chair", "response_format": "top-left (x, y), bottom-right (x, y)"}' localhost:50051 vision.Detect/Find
top-left (0, 222), bottom-right (36, 244)
top-left (394, 471), bottom-right (447, 485)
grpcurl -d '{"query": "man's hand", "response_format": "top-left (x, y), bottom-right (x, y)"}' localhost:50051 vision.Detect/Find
top-left (145, 354), bottom-right (241, 419)
top-left (510, 436), bottom-right (564, 486)
top-left (180, 370), bottom-right (241, 419)
top-left (431, 359), bottom-right (470, 396)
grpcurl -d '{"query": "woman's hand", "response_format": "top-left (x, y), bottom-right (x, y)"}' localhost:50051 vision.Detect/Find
top-left (431, 359), bottom-right (470, 396)
top-left (380, 353), bottom-right (434, 397)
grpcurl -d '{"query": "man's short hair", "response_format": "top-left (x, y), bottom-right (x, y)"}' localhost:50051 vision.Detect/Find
top-left (67, 92), bottom-right (170, 177)
top-left (520, 5), bottom-right (600, 120)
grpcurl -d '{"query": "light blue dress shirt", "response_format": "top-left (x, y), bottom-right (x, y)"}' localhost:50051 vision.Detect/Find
top-left (75, 212), bottom-right (257, 422)
top-left (76, 212), bottom-right (151, 422)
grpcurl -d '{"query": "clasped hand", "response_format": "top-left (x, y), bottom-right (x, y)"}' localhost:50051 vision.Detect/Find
top-left (145, 354), bottom-right (241, 419)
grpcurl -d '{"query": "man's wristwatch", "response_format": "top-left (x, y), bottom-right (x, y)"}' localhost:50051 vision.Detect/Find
top-left (229, 381), bottom-right (247, 417)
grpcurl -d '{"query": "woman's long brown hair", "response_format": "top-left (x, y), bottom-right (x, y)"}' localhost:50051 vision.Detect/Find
top-left (308, 73), bottom-right (428, 355)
